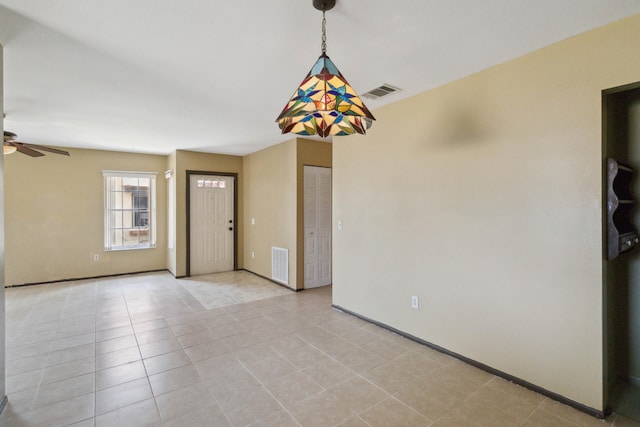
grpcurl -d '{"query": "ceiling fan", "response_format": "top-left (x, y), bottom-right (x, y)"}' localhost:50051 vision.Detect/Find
top-left (3, 131), bottom-right (70, 157)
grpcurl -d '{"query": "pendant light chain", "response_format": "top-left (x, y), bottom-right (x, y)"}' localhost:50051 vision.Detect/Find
top-left (321, 10), bottom-right (327, 55)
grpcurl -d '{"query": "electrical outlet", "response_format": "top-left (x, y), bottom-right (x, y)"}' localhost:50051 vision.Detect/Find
top-left (251, 251), bottom-right (255, 259)
top-left (251, 218), bottom-right (255, 225)
top-left (411, 296), bottom-right (419, 309)
top-left (92, 254), bottom-right (99, 262)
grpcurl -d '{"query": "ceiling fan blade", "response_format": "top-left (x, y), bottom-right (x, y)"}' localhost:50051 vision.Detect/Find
top-left (20, 143), bottom-right (70, 156)
top-left (14, 143), bottom-right (45, 157)
top-left (3, 131), bottom-right (17, 142)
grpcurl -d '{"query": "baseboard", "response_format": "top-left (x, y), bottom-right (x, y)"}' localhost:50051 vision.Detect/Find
top-left (5, 269), bottom-right (169, 288)
top-left (332, 304), bottom-right (608, 420)
top-left (240, 269), bottom-right (300, 292)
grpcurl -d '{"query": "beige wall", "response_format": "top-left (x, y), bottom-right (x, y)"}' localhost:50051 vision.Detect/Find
top-left (243, 139), bottom-right (297, 288)
top-left (173, 150), bottom-right (243, 277)
top-left (333, 14), bottom-right (640, 410)
top-left (242, 138), bottom-right (331, 290)
top-left (0, 43), bottom-right (6, 404)
top-left (296, 139), bottom-right (332, 288)
top-left (3, 146), bottom-right (243, 282)
top-left (4, 148), bottom-right (167, 285)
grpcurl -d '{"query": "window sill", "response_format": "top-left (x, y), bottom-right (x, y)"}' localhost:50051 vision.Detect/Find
top-left (104, 244), bottom-right (157, 252)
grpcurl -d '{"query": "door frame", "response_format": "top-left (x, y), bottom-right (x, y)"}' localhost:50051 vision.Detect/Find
top-left (186, 170), bottom-right (238, 277)
top-left (601, 80), bottom-right (640, 412)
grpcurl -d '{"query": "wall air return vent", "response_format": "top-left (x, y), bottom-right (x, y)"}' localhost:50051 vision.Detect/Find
top-left (271, 247), bottom-right (289, 285)
top-left (362, 83), bottom-right (401, 100)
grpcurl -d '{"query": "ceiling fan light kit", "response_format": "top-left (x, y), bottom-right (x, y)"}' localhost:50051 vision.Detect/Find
top-left (3, 145), bottom-right (17, 155)
top-left (3, 131), bottom-right (71, 157)
top-left (276, 0), bottom-right (375, 137)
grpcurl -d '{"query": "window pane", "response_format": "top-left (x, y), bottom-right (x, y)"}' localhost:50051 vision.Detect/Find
top-left (133, 194), bottom-right (148, 209)
top-left (135, 211), bottom-right (149, 227)
top-left (104, 173), bottom-right (156, 250)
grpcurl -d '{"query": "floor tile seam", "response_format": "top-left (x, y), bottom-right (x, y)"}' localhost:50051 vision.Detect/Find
top-left (70, 415), bottom-right (95, 427)
top-left (334, 373), bottom-right (391, 415)
top-left (153, 395), bottom-right (218, 426)
top-left (518, 397), bottom-right (549, 426)
top-left (95, 382), bottom-right (153, 417)
top-left (19, 369), bottom-right (46, 414)
top-left (410, 365), bottom-right (488, 426)
top-left (56, 284), bottom-right (74, 327)
top-left (6, 344), bottom-right (54, 363)
top-left (355, 395), bottom-right (433, 426)
top-left (231, 354), bottom-right (301, 425)
top-left (47, 341), bottom-right (97, 360)
top-left (118, 284), bottom-right (163, 424)
top-left (29, 383), bottom-right (96, 414)
top-left (430, 376), bottom-right (541, 427)
top-left (414, 359), bottom-right (456, 385)
top-left (94, 396), bottom-right (157, 424)
top-left (192, 373), bottom-right (240, 427)
top-left (352, 415), bottom-right (374, 427)
top-left (6, 335), bottom-right (57, 351)
top-left (16, 356), bottom-right (49, 402)
top-left (92, 303), bottom-right (98, 427)
top-left (314, 350), bottom-right (393, 401)
top-left (38, 355), bottom-right (96, 376)
top-left (534, 404), bottom-right (590, 427)
top-left (53, 326), bottom-right (98, 340)
top-left (483, 377), bottom-right (548, 410)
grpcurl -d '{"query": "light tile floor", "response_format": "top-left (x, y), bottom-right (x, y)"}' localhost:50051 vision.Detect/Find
top-left (0, 271), bottom-right (638, 427)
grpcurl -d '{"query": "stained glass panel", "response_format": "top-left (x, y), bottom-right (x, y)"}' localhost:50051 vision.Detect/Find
top-left (276, 54), bottom-right (375, 137)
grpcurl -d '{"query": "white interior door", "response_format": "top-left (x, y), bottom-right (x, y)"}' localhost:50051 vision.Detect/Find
top-left (304, 166), bottom-right (332, 288)
top-left (190, 174), bottom-right (234, 275)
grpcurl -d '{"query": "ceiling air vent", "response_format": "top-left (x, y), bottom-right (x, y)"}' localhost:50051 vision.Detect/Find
top-left (362, 83), bottom-right (401, 100)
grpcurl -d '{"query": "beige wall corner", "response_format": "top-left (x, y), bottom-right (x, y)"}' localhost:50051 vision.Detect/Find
top-left (333, 14), bottom-right (640, 410)
top-left (243, 139), bottom-right (297, 289)
top-left (166, 151), bottom-right (177, 275)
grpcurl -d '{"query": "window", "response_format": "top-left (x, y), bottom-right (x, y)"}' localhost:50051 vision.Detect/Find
top-left (197, 178), bottom-right (226, 188)
top-left (103, 171), bottom-right (157, 250)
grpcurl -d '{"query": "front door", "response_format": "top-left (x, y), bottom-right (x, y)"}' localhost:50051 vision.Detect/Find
top-left (304, 166), bottom-right (332, 288)
top-left (189, 174), bottom-right (234, 275)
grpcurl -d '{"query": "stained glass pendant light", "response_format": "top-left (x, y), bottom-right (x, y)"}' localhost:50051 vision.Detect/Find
top-left (276, 0), bottom-right (375, 137)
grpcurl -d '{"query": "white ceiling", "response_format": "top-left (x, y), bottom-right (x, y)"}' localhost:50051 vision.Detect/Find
top-left (1, 1), bottom-right (639, 156)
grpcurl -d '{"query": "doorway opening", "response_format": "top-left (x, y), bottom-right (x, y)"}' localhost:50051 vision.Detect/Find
top-left (186, 171), bottom-right (238, 277)
top-left (603, 82), bottom-right (640, 421)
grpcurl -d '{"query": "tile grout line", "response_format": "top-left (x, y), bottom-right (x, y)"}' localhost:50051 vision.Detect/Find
top-left (289, 328), bottom-right (400, 425)
top-left (233, 354), bottom-right (303, 427)
top-left (92, 278), bottom-right (99, 427)
top-left (105, 283), bottom-right (158, 425)
top-left (519, 397), bottom-right (548, 426)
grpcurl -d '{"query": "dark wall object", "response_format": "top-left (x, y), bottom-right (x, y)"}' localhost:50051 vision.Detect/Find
top-left (607, 158), bottom-right (639, 259)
